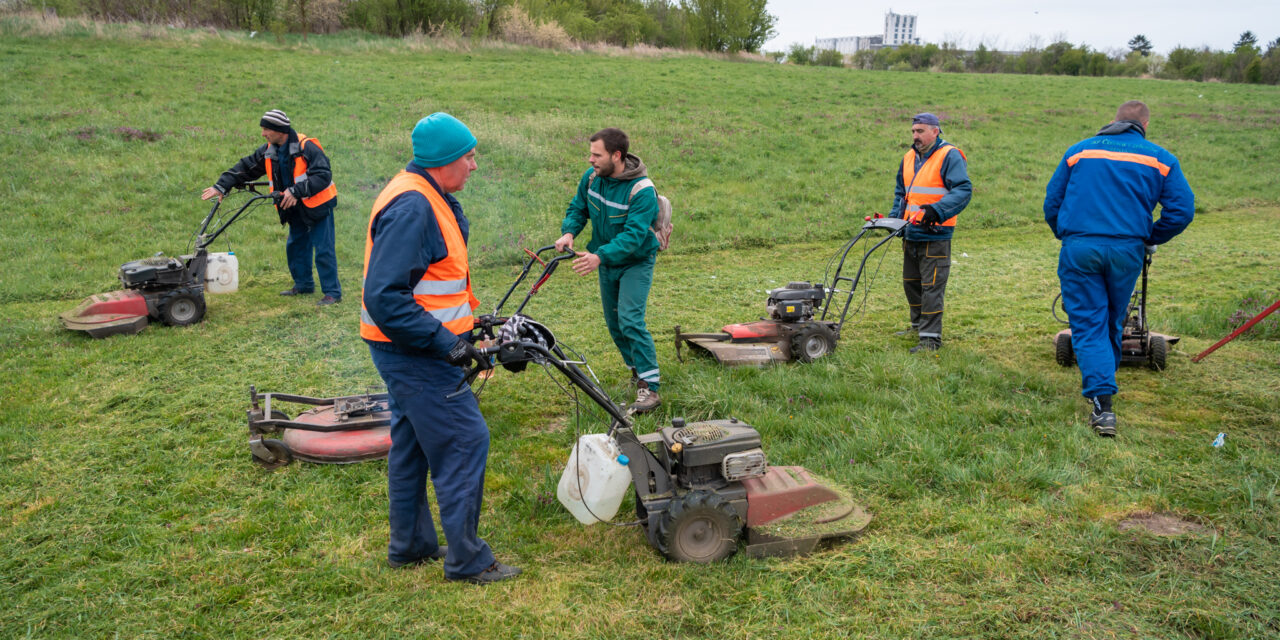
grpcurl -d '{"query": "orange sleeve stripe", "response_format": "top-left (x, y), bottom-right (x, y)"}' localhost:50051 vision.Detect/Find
top-left (1066, 149), bottom-right (1170, 176)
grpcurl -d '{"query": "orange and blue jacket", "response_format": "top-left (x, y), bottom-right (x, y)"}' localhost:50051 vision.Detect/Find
top-left (213, 131), bottom-right (337, 225)
top-left (361, 163), bottom-right (479, 357)
top-left (890, 139), bottom-right (971, 242)
top-left (1044, 122), bottom-right (1194, 246)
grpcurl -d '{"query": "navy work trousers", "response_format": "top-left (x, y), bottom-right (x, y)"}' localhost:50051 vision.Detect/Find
top-left (286, 209), bottom-right (342, 299)
top-left (369, 346), bottom-right (495, 579)
top-left (1057, 238), bottom-right (1144, 399)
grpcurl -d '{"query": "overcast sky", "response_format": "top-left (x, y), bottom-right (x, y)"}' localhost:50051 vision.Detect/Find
top-left (762, 1), bottom-right (1277, 54)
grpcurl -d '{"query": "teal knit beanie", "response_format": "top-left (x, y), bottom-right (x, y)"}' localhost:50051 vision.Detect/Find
top-left (411, 113), bottom-right (476, 169)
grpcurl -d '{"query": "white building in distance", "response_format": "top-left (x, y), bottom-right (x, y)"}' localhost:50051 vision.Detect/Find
top-left (816, 10), bottom-right (921, 54)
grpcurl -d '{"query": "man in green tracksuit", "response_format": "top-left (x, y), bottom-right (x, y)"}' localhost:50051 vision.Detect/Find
top-left (555, 127), bottom-right (662, 414)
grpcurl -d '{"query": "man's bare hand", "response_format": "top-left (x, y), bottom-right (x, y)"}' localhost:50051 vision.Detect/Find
top-left (279, 189), bottom-right (298, 209)
top-left (571, 251), bottom-right (600, 275)
top-left (555, 232), bottom-right (575, 252)
top-left (201, 187), bottom-right (224, 201)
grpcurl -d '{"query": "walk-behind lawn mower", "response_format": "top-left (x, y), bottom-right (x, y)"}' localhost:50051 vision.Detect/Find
top-left (60, 183), bottom-right (275, 338)
top-left (247, 386), bottom-right (393, 468)
top-left (1053, 248), bottom-right (1179, 371)
top-left (675, 216), bottom-right (908, 366)
top-left (463, 313), bottom-right (872, 563)
top-left (244, 245), bottom-right (579, 469)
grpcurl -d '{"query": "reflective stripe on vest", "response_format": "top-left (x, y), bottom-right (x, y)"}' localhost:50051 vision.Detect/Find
top-left (359, 171), bottom-right (479, 343)
top-left (264, 134), bottom-right (338, 208)
top-left (902, 143), bottom-right (966, 227)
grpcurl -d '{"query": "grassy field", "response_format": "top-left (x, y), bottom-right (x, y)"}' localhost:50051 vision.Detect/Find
top-left (2, 17), bottom-right (1279, 639)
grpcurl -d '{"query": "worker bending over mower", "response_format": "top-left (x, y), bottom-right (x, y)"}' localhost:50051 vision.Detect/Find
top-left (202, 109), bottom-right (342, 306)
top-left (361, 113), bottom-right (519, 584)
top-left (555, 128), bottom-right (664, 414)
top-left (888, 113), bottom-right (972, 353)
top-left (1044, 100), bottom-right (1195, 437)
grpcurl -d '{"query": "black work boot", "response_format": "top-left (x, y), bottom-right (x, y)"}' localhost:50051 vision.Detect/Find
top-left (447, 561), bottom-right (522, 585)
top-left (909, 337), bottom-right (941, 353)
top-left (1089, 395), bottom-right (1117, 437)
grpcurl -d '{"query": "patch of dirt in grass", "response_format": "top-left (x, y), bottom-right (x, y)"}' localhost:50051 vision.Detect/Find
top-left (530, 415), bottom-right (568, 434)
top-left (1117, 511), bottom-right (1210, 536)
top-left (114, 126), bottom-right (165, 142)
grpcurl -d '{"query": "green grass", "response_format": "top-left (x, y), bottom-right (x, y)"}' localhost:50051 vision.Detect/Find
top-left (2, 21), bottom-right (1280, 639)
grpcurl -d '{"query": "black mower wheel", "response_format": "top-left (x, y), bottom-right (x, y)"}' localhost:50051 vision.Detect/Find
top-left (791, 325), bottom-right (837, 363)
top-left (1055, 333), bottom-right (1075, 367)
top-left (656, 491), bottom-right (742, 563)
top-left (159, 290), bottom-right (206, 327)
top-left (1149, 335), bottom-right (1168, 371)
top-left (252, 439), bottom-right (293, 470)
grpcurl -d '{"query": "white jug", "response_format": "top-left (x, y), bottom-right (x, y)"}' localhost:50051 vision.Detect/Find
top-left (557, 434), bottom-right (631, 525)
top-left (205, 252), bottom-right (239, 294)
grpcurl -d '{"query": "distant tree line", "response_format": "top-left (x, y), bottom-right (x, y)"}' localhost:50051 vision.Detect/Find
top-left (23, 0), bottom-right (776, 52)
top-left (787, 31), bottom-right (1280, 85)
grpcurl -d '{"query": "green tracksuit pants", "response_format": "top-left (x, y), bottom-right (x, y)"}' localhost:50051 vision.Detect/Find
top-left (598, 255), bottom-right (659, 391)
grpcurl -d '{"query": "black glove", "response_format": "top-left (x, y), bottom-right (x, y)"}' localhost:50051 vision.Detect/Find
top-left (444, 338), bottom-right (492, 370)
top-left (920, 205), bottom-right (941, 227)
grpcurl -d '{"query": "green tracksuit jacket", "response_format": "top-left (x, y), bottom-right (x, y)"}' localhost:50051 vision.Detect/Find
top-left (560, 154), bottom-right (661, 390)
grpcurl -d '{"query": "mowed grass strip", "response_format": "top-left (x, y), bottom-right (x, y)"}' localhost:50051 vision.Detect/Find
top-left (2, 25), bottom-right (1279, 639)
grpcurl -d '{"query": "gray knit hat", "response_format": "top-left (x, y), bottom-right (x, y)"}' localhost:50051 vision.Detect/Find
top-left (260, 109), bottom-right (292, 133)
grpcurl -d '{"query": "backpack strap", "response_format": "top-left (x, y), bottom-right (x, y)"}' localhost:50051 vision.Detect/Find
top-left (629, 178), bottom-right (655, 204)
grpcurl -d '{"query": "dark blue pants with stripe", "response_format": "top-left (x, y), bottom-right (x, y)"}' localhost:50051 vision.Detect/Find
top-left (902, 239), bottom-right (950, 339)
top-left (1057, 238), bottom-right (1144, 399)
top-left (369, 346), bottom-right (495, 579)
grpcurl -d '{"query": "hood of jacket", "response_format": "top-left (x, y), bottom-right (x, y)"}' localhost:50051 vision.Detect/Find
top-left (1097, 120), bottom-right (1146, 138)
top-left (596, 153), bottom-right (647, 182)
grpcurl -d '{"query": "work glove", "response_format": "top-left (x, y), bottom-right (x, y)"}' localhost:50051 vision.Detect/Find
top-left (920, 205), bottom-right (941, 227)
top-left (1144, 243), bottom-right (1158, 255)
top-left (445, 338), bottom-right (493, 370)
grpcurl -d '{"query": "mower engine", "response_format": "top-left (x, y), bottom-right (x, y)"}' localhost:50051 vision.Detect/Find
top-left (119, 252), bottom-right (201, 290)
top-left (766, 282), bottom-right (826, 322)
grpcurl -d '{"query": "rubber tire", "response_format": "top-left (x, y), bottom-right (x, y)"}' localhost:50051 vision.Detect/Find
top-left (791, 325), bottom-right (837, 363)
top-left (1149, 335), bottom-right (1168, 371)
top-left (253, 439), bottom-right (293, 470)
top-left (269, 409), bottom-right (290, 421)
top-left (159, 290), bottom-right (206, 326)
top-left (1055, 333), bottom-right (1075, 367)
top-left (656, 491), bottom-right (742, 563)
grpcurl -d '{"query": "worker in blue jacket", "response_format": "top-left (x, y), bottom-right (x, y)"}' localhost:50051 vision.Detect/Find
top-left (1044, 100), bottom-right (1195, 437)
top-left (888, 113), bottom-right (972, 353)
top-left (360, 113), bottom-right (519, 584)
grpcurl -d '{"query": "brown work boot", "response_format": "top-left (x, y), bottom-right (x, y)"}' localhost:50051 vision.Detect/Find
top-left (629, 381), bottom-right (661, 414)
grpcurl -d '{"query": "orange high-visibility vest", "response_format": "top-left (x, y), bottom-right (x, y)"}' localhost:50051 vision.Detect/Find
top-left (359, 171), bottom-right (479, 342)
top-left (264, 134), bottom-right (338, 208)
top-left (901, 143), bottom-right (966, 227)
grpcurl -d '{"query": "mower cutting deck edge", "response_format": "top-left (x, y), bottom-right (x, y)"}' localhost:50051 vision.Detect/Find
top-left (60, 183), bottom-right (274, 338)
top-left (1052, 248), bottom-right (1179, 371)
top-left (465, 315), bottom-right (872, 563)
top-left (243, 246), bottom-right (578, 469)
top-left (675, 216), bottom-right (907, 366)
top-left (246, 386), bottom-right (393, 468)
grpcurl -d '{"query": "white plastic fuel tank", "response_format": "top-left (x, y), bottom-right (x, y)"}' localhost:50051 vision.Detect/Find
top-left (205, 251), bottom-right (239, 294)
top-left (557, 434), bottom-right (631, 525)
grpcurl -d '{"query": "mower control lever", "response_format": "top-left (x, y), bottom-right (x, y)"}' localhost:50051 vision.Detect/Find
top-left (448, 343), bottom-right (504, 399)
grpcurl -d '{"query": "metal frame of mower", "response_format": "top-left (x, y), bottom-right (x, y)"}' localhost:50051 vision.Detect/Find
top-left (60, 182), bottom-right (276, 338)
top-left (244, 245), bottom-right (578, 469)
top-left (1053, 249), bottom-right (1179, 371)
top-left (247, 386), bottom-right (393, 468)
top-left (675, 216), bottom-right (908, 366)
top-left (462, 316), bottom-right (871, 563)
